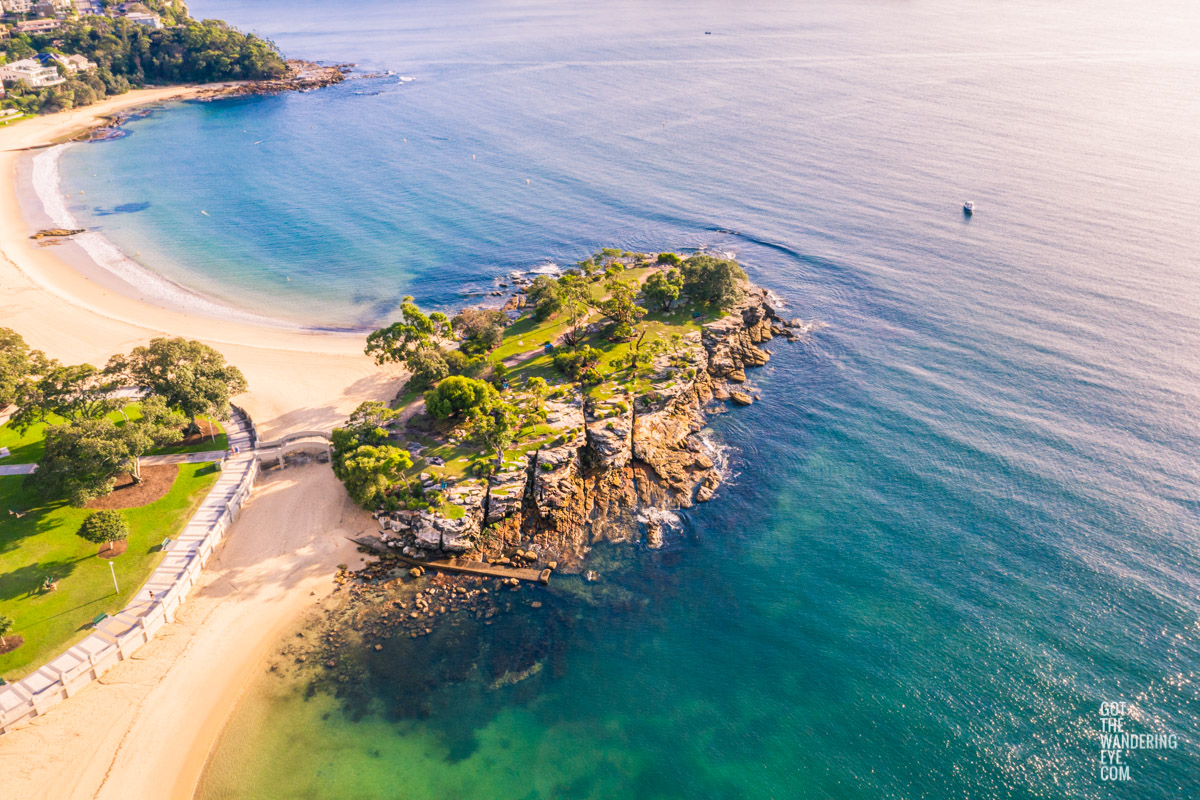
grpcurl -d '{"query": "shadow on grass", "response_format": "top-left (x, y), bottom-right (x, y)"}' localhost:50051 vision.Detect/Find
top-left (0, 556), bottom-right (85, 602)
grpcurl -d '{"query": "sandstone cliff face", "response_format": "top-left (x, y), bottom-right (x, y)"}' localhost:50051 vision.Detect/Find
top-left (382, 287), bottom-right (796, 572)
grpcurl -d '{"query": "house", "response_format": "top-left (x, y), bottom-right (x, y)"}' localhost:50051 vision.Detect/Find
top-left (0, 24), bottom-right (10, 39)
top-left (37, 52), bottom-right (94, 72)
top-left (0, 56), bottom-right (64, 87)
top-left (15, 18), bottom-right (61, 33)
top-left (59, 53), bottom-right (96, 72)
top-left (74, 0), bottom-right (101, 14)
top-left (124, 11), bottom-right (161, 29)
top-left (1, 0), bottom-right (36, 16)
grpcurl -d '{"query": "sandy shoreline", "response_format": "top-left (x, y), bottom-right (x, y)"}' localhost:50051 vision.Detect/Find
top-left (0, 89), bottom-right (404, 797)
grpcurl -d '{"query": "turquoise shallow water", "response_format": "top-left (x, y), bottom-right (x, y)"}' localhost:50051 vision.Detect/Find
top-left (57, 0), bottom-right (1200, 796)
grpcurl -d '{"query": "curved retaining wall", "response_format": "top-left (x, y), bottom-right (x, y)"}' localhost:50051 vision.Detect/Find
top-left (0, 407), bottom-right (259, 735)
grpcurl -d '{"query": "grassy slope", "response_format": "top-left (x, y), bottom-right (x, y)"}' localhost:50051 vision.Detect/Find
top-left (0, 461), bottom-right (219, 679)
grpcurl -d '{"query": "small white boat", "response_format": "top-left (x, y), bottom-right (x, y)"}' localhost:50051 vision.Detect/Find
top-left (963, 201), bottom-right (975, 214)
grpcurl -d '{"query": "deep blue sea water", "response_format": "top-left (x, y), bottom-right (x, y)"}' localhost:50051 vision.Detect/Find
top-left (57, 0), bottom-right (1200, 796)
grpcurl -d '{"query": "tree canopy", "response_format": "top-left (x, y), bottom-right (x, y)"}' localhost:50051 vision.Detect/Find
top-left (527, 275), bottom-right (564, 322)
top-left (681, 254), bottom-right (747, 309)
top-left (452, 308), bottom-right (507, 355)
top-left (366, 298), bottom-right (454, 390)
top-left (596, 277), bottom-right (646, 340)
top-left (424, 376), bottom-right (497, 420)
top-left (644, 268), bottom-right (684, 311)
top-left (106, 337), bottom-right (247, 433)
top-left (334, 444), bottom-right (412, 509)
top-left (0, 327), bottom-right (48, 408)
top-left (9, 362), bottom-right (119, 433)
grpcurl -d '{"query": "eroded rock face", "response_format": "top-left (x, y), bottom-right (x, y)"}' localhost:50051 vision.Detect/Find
top-left (393, 285), bottom-right (796, 570)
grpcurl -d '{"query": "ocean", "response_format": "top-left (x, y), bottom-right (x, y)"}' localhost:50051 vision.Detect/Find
top-left (53, 0), bottom-right (1200, 796)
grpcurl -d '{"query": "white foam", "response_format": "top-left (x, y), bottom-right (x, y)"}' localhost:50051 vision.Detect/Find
top-left (30, 145), bottom-right (313, 332)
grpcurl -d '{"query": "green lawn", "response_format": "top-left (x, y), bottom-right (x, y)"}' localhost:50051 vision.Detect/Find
top-left (0, 405), bottom-right (226, 465)
top-left (0, 462), bottom-right (220, 679)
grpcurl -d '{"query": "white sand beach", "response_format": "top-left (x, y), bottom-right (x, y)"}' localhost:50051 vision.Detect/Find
top-left (0, 90), bottom-right (404, 798)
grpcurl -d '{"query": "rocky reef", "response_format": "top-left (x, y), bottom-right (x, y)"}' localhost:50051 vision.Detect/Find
top-left (375, 285), bottom-right (802, 576)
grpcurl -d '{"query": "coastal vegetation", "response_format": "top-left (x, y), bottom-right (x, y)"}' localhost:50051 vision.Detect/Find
top-left (0, 4), bottom-right (286, 115)
top-left (0, 329), bottom-right (244, 677)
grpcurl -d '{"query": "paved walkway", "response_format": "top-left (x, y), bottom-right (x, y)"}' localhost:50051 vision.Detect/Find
top-left (141, 450), bottom-right (228, 466)
top-left (0, 464), bottom-right (36, 476)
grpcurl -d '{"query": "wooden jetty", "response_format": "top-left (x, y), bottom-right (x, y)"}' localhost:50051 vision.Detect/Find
top-left (350, 538), bottom-right (550, 584)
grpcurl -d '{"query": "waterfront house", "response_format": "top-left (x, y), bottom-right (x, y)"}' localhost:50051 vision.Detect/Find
top-left (0, 56), bottom-right (65, 87)
top-left (15, 17), bottom-right (60, 33)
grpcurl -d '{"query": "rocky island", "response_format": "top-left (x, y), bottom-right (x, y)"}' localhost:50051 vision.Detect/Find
top-left (335, 250), bottom-right (803, 576)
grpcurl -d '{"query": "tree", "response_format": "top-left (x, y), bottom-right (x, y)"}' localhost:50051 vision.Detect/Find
top-left (470, 400), bottom-right (518, 467)
top-left (406, 346), bottom-right (450, 390)
top-left (331, 401), bottom-right (397, 461)
top-left (557, 274), bottom-right (593, 346)
top-left (121, 395), bottom-right (185, 483)
top-left (77, 509), bottom-right (129, 552)
top-left (527, 275), bottom-right (563, 322)
top-left (644, 268), bottom-right (683, 311)
top-left (365, 298), bottom-right (453, 390)
top-left (107, 338), bottom-right (247, 434)
top-left (656, 252), bottom-right (682, 266)
top-left (681, 254), bottom-right (747, 309)
top-left (424, 376), bottom-right (497, 420)
top-left (10, 362), bottom-right (119, 433)
top-left (597, 278), bottom-right (646, 340)
top-left (452, 308), bottom-right (507, 355)
top-left (0, 327), bottom-right (48, 408)
top-left (30, 418), bottom-right (132, 506)
top-left (365, 297), bottom-right (452, 366)
top-left (334, 444), bottom-right (412, 509)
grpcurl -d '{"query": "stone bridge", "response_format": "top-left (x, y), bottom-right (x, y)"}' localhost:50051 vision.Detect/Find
top-left (254, 430), bottom-right (333, 466)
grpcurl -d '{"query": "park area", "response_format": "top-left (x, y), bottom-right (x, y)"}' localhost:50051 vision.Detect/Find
top-left (0, 333), bottom-right (247, 681)
top-left (0, 405), bottom-right (226, 678)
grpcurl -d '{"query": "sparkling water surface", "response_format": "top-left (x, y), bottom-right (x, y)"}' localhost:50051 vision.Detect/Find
top-left (58, 0), bottom-right (1200, 797)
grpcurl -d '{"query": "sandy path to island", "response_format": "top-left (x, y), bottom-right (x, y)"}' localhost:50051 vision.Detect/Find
top-left (0, 89), bottom-right (404, 797)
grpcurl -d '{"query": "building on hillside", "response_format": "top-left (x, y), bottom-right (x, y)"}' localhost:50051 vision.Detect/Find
top-left (14, 17), bottom-right (60, 33)
top-left (59, 53), bottom-right (95, 71)
top-left (74, 0), bottom-right (100, 14)
top-left (124, 11), bottom-right (162, 28)
top-left (1, 0), bottom-right (36, 17)
top-left (0, 56), bottom-right (65, 87)
top-left (0, 23), bottom-right (10, 39)
top-left (37, 52), bottom-right (95, 72)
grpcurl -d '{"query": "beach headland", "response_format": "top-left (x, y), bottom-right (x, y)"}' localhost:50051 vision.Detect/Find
top-left (0, 89), bottom-right (405, 798)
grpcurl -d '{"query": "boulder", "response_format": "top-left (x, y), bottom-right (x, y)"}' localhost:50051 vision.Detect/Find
top-left (730, 391), bottom-right (753, 406)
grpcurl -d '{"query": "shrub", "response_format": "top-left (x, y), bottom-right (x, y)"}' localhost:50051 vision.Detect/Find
top-left (656, 252), bottom-right (682, 266)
